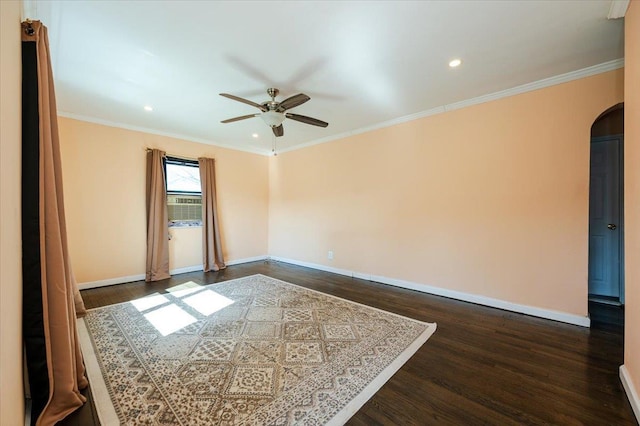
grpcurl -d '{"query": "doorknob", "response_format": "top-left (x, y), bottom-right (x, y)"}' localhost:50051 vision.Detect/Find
top-left (607, 224), bottom-right (617, 230)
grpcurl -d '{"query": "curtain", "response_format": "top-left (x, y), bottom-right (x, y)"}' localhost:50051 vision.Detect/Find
top-left (146, 149), bottom-right (170, 281)
top-left (21, 20), bottom-right (88, 426)
top-left (198, 158), bottom-right (226, 272)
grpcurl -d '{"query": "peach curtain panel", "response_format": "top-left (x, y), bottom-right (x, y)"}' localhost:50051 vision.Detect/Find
top-left (198, 158), bottom-right (226, 272)
top-left (21, 21), bottom-right (88, 426)
top-left (146, 149), bottom-right (171, 281)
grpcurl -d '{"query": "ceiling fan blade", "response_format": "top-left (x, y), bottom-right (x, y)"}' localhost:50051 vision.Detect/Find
top-left (285, 113), bottom-right (328, 128)
top-left (272, 124), bottom-right (284, 137)
top-left (220, 93), bottom-right (267, 112)
top-left (220, 113), bottom-right (259, 123)
top-left (277, 93), bottom-right (310, 112)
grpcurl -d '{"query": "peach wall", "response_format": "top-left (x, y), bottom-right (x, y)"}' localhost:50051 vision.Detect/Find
top-left (0, 1), bottom-right (25, 423)
top-left (624, 0), bottom-right (640, 417)
top-left (269, 69), bottom-right (623, 318)
top-left (169, 226), bottom-right (204, 271)
top-left (58, 118), bottom-right (269, 283)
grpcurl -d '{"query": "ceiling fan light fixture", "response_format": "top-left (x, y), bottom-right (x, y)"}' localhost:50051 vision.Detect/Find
top-left (261, 110), bottom-right (286, 127)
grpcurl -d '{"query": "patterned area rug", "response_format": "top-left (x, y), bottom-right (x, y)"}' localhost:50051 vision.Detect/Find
top-left (78, 274), bottom-right (436, 425)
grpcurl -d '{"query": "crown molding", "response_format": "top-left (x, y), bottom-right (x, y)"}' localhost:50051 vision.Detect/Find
top-left (57, 112), bottom-right (271, 156)
top-left (444, 58), bottom-right (624, 113)
top-left (608, 0), bottom-right (630, 19)
top-left (277, 106), bottom-right (447, 154)
top-left (279, 58), bottom-right (624, 154)
top-left (58, 59), bottom-right (624, 157)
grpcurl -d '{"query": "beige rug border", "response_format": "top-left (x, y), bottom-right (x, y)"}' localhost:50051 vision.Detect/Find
top-left (326, 319), bottom-right (436, 425)
top-left (78, 273), bottom-right (437, 425)
top-left (78, 317), bottom-right (121, 425)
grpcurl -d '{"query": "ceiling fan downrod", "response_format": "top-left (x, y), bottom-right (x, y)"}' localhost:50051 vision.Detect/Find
top-left (267, 88), bottom-right (279, 100)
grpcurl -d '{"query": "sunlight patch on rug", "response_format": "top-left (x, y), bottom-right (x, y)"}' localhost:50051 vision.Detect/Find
top-left (78, 274), bottom-right (436, 425)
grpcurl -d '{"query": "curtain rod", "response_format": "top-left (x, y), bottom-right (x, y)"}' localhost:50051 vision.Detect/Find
top-left (145, 149), bottom-right (214, 162)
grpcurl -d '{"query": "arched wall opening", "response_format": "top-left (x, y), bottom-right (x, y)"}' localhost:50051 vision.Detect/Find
top-left (588, 102), bottom-right (625, 319)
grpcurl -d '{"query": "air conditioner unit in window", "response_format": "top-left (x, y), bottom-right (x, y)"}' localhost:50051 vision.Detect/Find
top-left (167, 194), bottom-right (202, 222)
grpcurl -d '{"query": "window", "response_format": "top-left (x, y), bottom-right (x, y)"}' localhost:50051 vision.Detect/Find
top-left (164, 157), bottom-right (202, 226)
top-left (166, 157), bottom-right (201, 193)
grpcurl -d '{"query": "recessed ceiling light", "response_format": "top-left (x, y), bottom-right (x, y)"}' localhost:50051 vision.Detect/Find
top-left (449, 59), bottom-right (462, 68)
top-left (252, 133), bottom-right (259, 138)
top-left (144, 105), bottom-right (153, 112)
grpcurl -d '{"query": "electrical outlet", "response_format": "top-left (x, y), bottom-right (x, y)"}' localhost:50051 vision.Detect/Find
top-left (327, 250), bottom-right (334, 260)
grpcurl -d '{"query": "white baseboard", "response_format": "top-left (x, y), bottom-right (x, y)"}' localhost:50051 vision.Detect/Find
top-left (269, 256), bottom-right (590, 328)
top-left (170, 256), bottom-right (269, 275)
top-left (169, 265), bottom-right (203, 275)
top-left (77, 255), bottom-right (269, 290)
top-left (621, 365), bottom-right (640, 422)
top-left (78, 273), bottom-right (146, 290)
top-left (226, 255), bottom-right (269, 266)
top-left (270, 256), bottom-right (354, 278)
top-left (77, 254), bottom-right (590, 328)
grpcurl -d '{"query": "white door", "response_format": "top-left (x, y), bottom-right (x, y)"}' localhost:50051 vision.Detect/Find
top-left (588, 136), bottom-right (623, 302)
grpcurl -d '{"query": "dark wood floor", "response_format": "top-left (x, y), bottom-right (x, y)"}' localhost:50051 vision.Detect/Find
top-left (61, 260), bottom-right (636, 425)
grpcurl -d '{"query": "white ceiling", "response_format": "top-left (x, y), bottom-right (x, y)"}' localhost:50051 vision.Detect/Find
top-left (31, 1), bottom-right (624, 155)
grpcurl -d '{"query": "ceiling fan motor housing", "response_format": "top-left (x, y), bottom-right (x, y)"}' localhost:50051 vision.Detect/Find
top-left (262, 101), bottom-right (280, 111)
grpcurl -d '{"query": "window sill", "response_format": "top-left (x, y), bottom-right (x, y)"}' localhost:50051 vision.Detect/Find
top-left (168, 221), bottom-right (202, 228)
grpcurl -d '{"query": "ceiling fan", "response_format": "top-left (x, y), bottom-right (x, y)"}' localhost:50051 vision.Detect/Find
top-left (220, 88), bottom-right (328, 137)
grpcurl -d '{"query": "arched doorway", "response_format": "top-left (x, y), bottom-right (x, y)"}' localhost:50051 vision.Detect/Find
top-left (588, 103), bottom-right (624, 308)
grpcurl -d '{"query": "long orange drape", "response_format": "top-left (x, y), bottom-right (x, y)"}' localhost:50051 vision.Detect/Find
top-left (22, 20), bottom-right (88, 426)
top-left (198, 157), bottom-right (226, 272)
top-left (145, 149), bottom-right (170, 281)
